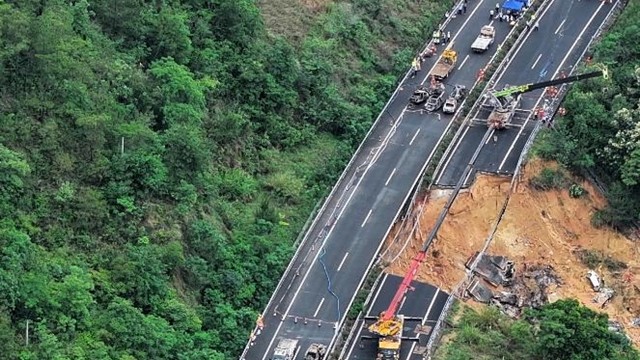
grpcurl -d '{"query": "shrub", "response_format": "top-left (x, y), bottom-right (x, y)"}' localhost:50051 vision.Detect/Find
top-left (529, 168), bottom-right (569, 190)
top-left (569, 183), bottom-right (586, 198)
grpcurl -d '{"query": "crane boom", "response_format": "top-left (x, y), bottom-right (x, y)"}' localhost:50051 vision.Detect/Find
top-left (381, 251), bottom-right (427, 321)
top-left (493, 70), bottom-right (604, 98)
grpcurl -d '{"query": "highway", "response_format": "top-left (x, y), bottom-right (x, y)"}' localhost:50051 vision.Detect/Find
top-left (241, 0), bottom-right (517, 358)
top-left (343, 275), bottom-right (449, 360)
top-left (436, 0), bottom-right (615, 187)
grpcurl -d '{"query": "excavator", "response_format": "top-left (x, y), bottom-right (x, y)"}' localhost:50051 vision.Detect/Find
top-left (484, 66), bottom-right (608, 129)
top-left (364, 251), bottom-right (428, 359)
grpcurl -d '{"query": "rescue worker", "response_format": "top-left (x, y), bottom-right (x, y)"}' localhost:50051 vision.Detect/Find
top-left (432, 29), bottom-right (441, 45)
top-left (533, 20), bottom-right (539, 31)
top-left (489, 9), bottom-right (495, 20)
top-left (447, 31), bottom-right (451, 44)
top-left (411, 57), bottom-right (420, 78)
top-left (495, 3), bottom-right (500, 12)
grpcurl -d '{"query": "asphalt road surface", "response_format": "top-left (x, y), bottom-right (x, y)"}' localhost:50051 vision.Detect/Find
top-left (241, 0), bottom-right (517, 358)
top-left (435, 0), bottom-right (615, 188)
top-left (343, 274), bottom-right (449, 360)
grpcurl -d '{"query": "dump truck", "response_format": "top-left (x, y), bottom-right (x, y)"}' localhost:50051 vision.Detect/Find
top-left (273, 339), bottom-right (299, 360)
top-left (484, 69), bottom-right (607, 129)
top-left (471, 25), bottom-right (495, 53)
top-left (304, 343), bottom-right (326, 360)
top-left (429, 48), bottom-right (457, 80)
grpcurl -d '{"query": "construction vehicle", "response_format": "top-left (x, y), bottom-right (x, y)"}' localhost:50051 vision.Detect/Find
top-left (484, 69), bottom-right (607, 129)
top-left (272, 338), bottom-right (299, 360)
top-left (443, 85), bottom-right (467, 114)
top-left (471, 25), bottom-right (495, 53)
top-left (429, 48), bottom-right (457, 80)
top-left (304, 343), bottom-right (326, 360)
top-left (365, 250), bottom-right (428, 359)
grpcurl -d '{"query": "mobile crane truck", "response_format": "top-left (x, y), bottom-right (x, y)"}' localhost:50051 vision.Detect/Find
top-left (485, 68), bottom-right (607, 129)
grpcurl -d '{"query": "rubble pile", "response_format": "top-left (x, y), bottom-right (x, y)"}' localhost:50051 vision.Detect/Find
top-left (465, 253), bottom-right (562, 318)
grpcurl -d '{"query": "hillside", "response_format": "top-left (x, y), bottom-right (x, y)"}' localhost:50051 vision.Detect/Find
top-left (0, 0), bottom-right (449, 358)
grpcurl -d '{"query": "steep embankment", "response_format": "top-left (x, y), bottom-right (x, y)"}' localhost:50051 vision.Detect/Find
top-left (385, 159), bottom-right (640, 346)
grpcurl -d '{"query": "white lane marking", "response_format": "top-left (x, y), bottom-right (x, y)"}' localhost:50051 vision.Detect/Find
top-left (399, 296), bottom-right (407, 312)
top-left (555, 18), bottom-right (566, 35)
top-left (531, 54), bottom-right (542, 69)
top-left (489, 20), bottom-right (494, 27)
top-left (405, 288), bottom-right (441, 360)
top-left (435, 125), bottom-right (470, 184)
top-left (409, 128), bottom-right (421, 145)
top-left (337, 252), bottom-right (350, 272)
top-left (494, 0), bottom-right (560, 85)
top-left (385, 168), bottom-right (397, 186)
top-left (344, 274), bottom-right (389, 360)
top-left (499, 1), bottom-right (607, 171)
top-left (260, 128), bottom-right (385, 360)
top-left (484, 128), bottom-right (495, 144)
top-left (458, 55), bottom-right (470, 70)
top-left (313, 298), bottom-right (325, 318)
top-left (420, 0), bottom-right (486, 86)
top-left (361, 209), bottom-right (373, 228)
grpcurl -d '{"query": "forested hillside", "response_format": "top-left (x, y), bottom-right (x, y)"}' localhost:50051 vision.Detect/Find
top-left (0, 0), bottom-right (451, 358)
top-left (535, 0), bottom-right (640, 230)
top-left (436, 300), bottom-right (639, 360)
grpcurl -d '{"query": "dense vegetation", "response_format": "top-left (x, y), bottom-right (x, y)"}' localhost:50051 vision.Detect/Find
top-left (436, 300), bottom-right (640, 360)
top-left (0, 0), bottom-right (453, 358)
top-left (534, 0), bottom-right (640, 229)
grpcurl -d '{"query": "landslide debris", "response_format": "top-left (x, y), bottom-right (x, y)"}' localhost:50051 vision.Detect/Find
top-left (383, 159), bottom-right (640, 346)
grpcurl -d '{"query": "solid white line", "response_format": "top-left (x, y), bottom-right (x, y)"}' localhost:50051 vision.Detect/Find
top-left (531, 54), bottom-right (542, 69)
top-left (337, 252), bottom-right (350, 272)
top-left (409, 128), bottom-right (421, 145)
top-left (313, 298), bottom-right (325, 318)
top-left (499, 1), bottom-right (606, 171)
top-left (488, 20), bottom-right (494, 26)
top-left (555, 18), bottom-right (566, 35)
top-left (405, 288), bottom-right (441, 360)
top-left (435, 125), bottom-right (470, 184)
top-left (458, 55), bottom-right (470, 70)
top-left (385, 168), bottom-right (397, 186)
top-left (361, 209), bottom-right (373, 228)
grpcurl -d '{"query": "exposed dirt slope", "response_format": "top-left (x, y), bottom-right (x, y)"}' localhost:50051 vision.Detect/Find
top-left (384, 159), bottom-right (640, 346)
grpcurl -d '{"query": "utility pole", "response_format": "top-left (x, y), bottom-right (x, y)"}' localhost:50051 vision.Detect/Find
top-left (121, 137), bottom-right (125, 155)
top-left (25, 320), bottom-right (29, 346)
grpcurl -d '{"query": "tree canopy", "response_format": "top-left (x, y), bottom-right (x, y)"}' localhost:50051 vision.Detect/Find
top-left (0, 0), bottom-right (453, 358)
top-left (534, 0), bottom-right (640, 229)
top-left (437, 300), bottom-right (639, 360)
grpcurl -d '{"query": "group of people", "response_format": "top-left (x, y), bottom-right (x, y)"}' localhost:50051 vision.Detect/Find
top-left (489, 2), bottom-right (537, 28)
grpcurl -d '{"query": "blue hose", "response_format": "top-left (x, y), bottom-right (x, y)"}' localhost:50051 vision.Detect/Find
top-left (318, 248), bottom-right (341, 321)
